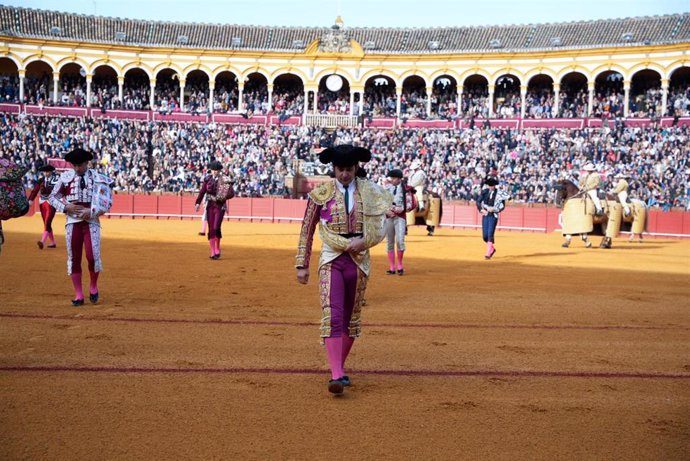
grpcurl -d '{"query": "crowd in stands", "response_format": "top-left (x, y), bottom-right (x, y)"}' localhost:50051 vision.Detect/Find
top-left (2, 72), bottom-right (689, 122)
top-left (667, 87), bottom-right (690, 117)
top-left (2, 113), bottom-right (687, 210)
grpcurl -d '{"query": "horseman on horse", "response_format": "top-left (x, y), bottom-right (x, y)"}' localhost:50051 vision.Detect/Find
top-left (405, 159), bottom-right (442, 236)
top-left (579, 163), bottom-right (604, 216)
top-left (554, 164), bottom-right (647, 249)
top-left (554, 170), bottom-right (594, 248)
top-left (608, 170), bottom-right (647, 243)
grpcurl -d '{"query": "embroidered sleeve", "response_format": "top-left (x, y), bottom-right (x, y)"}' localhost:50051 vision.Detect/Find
top-left (48, 177), bottom-right (67, 213)
top-left (28, 177), bottom-right (43, 201)
top-left (195, 178), bottom-right (208, 205)
top-left (295, 199), bottom-right (321, 269)
top-left (495, 191), bottom-right (510, 213)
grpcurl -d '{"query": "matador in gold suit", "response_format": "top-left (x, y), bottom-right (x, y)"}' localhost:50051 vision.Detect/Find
top-left (295, 144), bottom-right (392, 396)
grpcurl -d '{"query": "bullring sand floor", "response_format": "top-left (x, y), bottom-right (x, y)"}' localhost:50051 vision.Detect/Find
top-left (1, 215), bottom-right (689, 460)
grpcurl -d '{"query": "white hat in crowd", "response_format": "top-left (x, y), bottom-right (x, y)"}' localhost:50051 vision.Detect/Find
top-left (582, 163), bottom-right (596, 172)
top-left (410, 160), bottom-right (421, 170)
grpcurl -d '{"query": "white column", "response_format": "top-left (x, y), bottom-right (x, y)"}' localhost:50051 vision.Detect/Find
top-left (358, 91), bottom-right (363, 116)
top-left (661, 78), bottom-right (669, 116)
top-left (425, 86), bottom-right (432, 117)
top-left (267, 83), bottom-right (273, 111)
top-left (117, 76), bottom-right (124, 105)
top-left (520, 85), bottom-right (527, 119)
top-left (303, 89), bottom-right (309, 115)
top-left (457, 86), bottom-right (463, 116)
top-left (179, 79), bottom-right (186, 111)
top-left (53, 72), bottom-right (59, 104)
top-left (208, 81), bottom-right (215, 114)
top-left (238, 84), bottom-right (244, 112)
top-left (313, 90), bottom-right (318, 114)
top-left (349, 91), bottom-right (355, 116)
top-left (150, 80), bottom-right (156, 110)
top-left (18, 71), bottom-right (25, 102)
top-left (553, 83), bottom-right (560, 118)
top-left (488, 85), bottom-right (495, 117)
top-left (623, 80), bottom-right (630, 117)
top-left (587, 81), bottom-right (595, 116)
top-left (396, 89), bottom-right (401, 118)
top-left (86, 74), bottom-right (92, 108)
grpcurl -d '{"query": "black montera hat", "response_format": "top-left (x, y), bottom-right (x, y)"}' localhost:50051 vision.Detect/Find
top-left (38, 164), bottom-right (56, 172)
top-left (209, 161), bottom-right (223, 171)
top-left (64, 148), bottom-right (94, 164)
top-left (319, 144), bottom-right (372, 167)
top-left (484, 176), bottom-right (499, 186)
top-left (387, 169), bottom-right (403, 178)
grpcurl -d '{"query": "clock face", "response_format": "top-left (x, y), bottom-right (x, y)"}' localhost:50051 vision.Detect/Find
top-left (325, 74), bottom-right (343, 92)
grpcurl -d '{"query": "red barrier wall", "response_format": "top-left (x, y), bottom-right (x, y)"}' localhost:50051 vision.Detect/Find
top-left (28, 194), bottom-right (687, 238)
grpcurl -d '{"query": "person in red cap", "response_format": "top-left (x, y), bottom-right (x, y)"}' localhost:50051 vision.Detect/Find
top-left (195, 160), bottom-right (234, 259)
top-left (28, 164), bottom-right (59, 249)
top-left (295, 144), bottom-right (392, 396)
top-left (48, 148), bottom-right (113, 306)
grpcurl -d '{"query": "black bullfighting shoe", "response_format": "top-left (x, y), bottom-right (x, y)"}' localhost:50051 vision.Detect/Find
top-left (71, 298), bottom-right (84, 307)
top-left (328, 379), bottom-right (344, 395)
top-left (89, 292), bottom-right (99, 304)
top-left (386, 270), bottom-right (396, 275)
top-left (339, 375), bottom-right (352, 386)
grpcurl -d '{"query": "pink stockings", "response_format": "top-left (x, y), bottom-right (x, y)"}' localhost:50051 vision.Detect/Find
top-left (70, 271), bottom-right (99, 301)
top-left (324, 335), bottom-right (355, 380)
top-left (387, 250), bottom-right (405, 271)
top-left (209, 237), bottom-right (220, 257)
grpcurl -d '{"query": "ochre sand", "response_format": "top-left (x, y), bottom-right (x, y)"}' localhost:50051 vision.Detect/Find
top-left (1, 215), bottom-right (689, 460)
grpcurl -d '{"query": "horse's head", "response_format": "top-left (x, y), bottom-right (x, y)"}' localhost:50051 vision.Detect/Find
top-left (553, 178), bottom-right (581, 206)
top-left (0, 159), bottom-right (30, 220)
top-left (552, 179), bottom-right (567, 207)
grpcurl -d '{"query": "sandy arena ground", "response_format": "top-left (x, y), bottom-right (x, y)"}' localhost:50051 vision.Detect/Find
top-left (1, 214), bottom-right (689, 460)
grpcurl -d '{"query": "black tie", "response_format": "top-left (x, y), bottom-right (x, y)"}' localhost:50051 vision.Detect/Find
top-left (344, 184), bottom-right (350, 213)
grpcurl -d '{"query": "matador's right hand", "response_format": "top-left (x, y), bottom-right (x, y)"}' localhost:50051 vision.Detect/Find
top-left (297, 268), bottom-right (310, 285)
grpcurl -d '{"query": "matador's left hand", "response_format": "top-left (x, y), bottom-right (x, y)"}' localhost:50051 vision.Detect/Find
top-left (345, 237), bottom-right (366, 254)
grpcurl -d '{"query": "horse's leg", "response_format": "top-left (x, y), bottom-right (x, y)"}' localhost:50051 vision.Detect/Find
top-left (562, 235), bottom-right (571, 248)
top-left (581, 234), bottom-right (592, 248)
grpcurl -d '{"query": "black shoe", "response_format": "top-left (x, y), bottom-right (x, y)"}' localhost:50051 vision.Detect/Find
top-left (71, 299), bottom-right (84, 306)
top-left (37, 241), bottom-right (44, 250)
top-left (328, 379), bottom-right (344, 395)
top-left (198, 232), bottom-right (206, 236)
top-left (211, 254), bottom-right (220, 260)
top-left (397, 269), bottom-right (404, 276)
top-left (485, 248), bottom-right (496, 260)
top-left (89, 292), bottom-right (99, 304)
top-left (339, 376), bottom-right (352, 387)
top-left (47, 244), bottom-right (57, 248)
top-left (386, 270), bottom-right (396, 275)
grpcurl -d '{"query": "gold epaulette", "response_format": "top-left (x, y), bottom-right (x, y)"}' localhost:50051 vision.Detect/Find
top-left (308, 180), bottom-right (336, 205)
